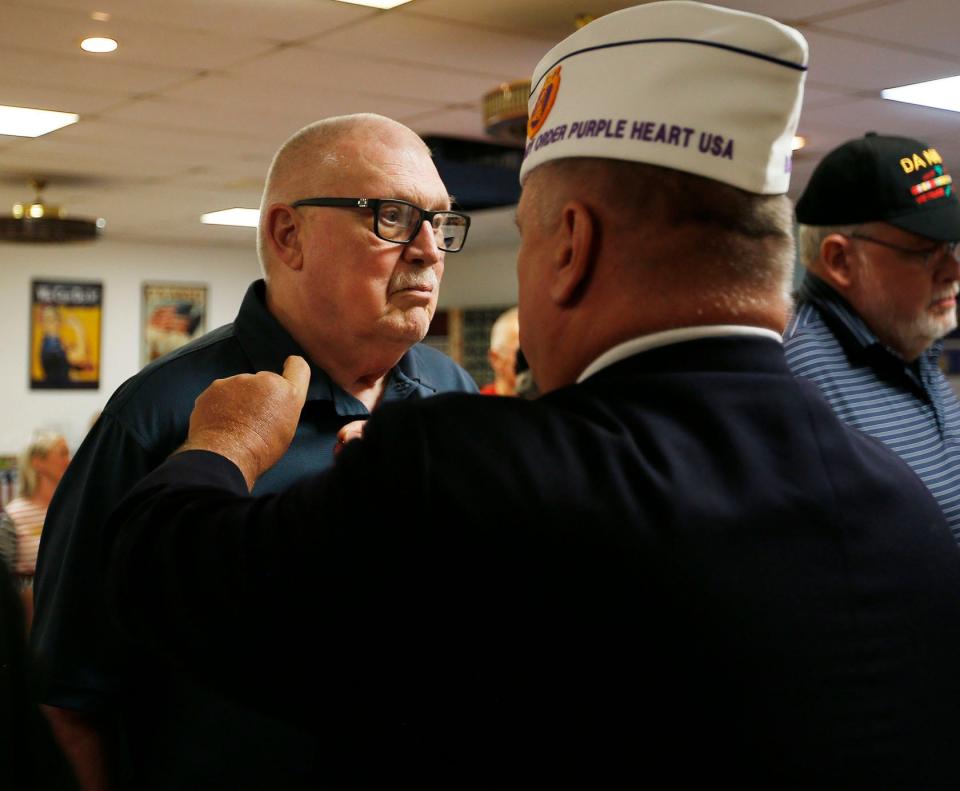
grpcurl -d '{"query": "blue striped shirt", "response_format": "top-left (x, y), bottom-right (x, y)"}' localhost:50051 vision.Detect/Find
top-left (785, 274), bottom-right (960, 543)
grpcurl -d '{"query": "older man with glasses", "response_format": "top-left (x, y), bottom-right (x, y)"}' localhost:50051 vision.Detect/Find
top-left (32, 113), bottom-right (476, 791)
top-left (785, 132), bottom-right (960, 544)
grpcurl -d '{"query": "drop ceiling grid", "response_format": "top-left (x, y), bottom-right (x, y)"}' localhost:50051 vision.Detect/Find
top-left (310, 12), bottom-right (548, 78)
top-left (0, 79), bottom-right (128, 115)
top-left (1, 0), bottom-right (377, 47)
top-left (810, 0), bottom-right (960, 57)
top-left (209, 45), bottom-right (521, 107)
top-left (802, 27), bottom-right (960, 91)
top-left (0, 0), bottom-right (958, 247)
top-left (1, 43), bottom-right (197, 98)
top-left (0, 4), bottom-right (285, 71)
top-left (401, 0), bottom-right (635, 42)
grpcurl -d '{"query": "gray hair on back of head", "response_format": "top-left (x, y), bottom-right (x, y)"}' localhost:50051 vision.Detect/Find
top-left (533, 158), bottom-right (797, 310)
top-left (796, 223), bottom-right (859, 270)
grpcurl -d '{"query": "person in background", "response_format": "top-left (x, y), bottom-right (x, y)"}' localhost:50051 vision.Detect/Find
top-left (0, 431), bottom-right (69, 627)
top-left (480, 306), bottom-right (520, 395)
top-left (784, 133), bottom-right (960, 543)
top-left (32, 113), bottom-right (476, 791)
top-left (104, 3), bottom-right (960, 787)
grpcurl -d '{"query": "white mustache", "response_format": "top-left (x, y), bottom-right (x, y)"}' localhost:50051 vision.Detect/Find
top-left (933, 283), bottom-right (960, 302)
top-left (390, 270), bottom-right (439, 293)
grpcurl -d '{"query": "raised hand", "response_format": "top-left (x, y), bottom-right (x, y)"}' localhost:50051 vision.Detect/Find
top-left (179, 355), bottom-right (310, 490)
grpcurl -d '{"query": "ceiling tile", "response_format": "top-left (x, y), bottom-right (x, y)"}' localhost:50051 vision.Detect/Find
top-left (801, 96), bottom-right (960, 139)
top-left (100, 90), bottom-right (439, 139)
top-left (313, 13), bottom-right (545, 79)
top-left (5, 0), bottom-right (375, 42)
top-left (403, 0), bottom-right (635, 42)
top-left (812, 0), bottom-right (960, 62)
top-left (217, 45), bottom-right (513, 107)
top-left (0, 4), bottom-right (274, 70)
top-left (0, 79), bottom-right (124, 115)
top-left (803, 27), bottom-right (960, 91)
top-left (4, 44), bottom-right (194, 96)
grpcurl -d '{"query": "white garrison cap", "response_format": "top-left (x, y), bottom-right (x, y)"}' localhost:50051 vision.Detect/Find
top-left (519, 1), bottom-right (808, 194)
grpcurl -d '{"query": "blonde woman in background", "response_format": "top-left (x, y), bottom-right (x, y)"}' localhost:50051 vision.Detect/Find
top-left (0, 431), bottom-right (70, 627)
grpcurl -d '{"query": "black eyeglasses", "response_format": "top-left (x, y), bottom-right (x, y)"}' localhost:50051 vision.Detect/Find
top-left (290, 197), bottom-right (471, 253)
top-left (849, 232), bottom-right (959, 267)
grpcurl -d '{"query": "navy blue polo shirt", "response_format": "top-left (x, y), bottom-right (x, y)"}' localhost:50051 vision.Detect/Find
top-left (785, 273), bottom-right (960, 543)
top-left (32, 279), bottom-right (476, 789)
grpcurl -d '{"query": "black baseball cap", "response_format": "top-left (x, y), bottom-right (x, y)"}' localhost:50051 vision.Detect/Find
top-left (796, 132), bottom-right (960, 241)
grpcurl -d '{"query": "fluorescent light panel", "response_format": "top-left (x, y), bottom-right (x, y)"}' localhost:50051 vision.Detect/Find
top-left (0, 105), bottom-right (78, 137)
top-left (882, 75), bottom-right (960, 113)
top-left (201, 208), bottom-right (260, 227)
top-left (332, 0), bottom-right (413, 8)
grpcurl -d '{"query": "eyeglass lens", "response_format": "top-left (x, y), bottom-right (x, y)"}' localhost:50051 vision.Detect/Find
top-left (376, 201), bottom-right (467, 251)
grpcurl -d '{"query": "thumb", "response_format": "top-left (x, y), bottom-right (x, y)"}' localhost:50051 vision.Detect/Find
top-left (282, 355), bottom-right (311, 408)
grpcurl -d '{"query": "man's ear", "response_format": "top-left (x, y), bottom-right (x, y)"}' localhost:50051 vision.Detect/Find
top-left (263, 204), bottom-right (304, 271)
top-left (549, 200), bottom-right (597, 306)
top-left (818, 233), bottom-right (856, 290)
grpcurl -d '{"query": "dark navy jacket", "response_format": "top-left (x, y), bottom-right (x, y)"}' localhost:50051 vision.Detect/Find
top-left (108, 336), bottom-right (960, 789)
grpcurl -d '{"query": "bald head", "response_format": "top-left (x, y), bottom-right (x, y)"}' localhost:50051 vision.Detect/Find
top-left (257, 114), bottom-right (434, 273)
top-left (255, 114), bottom-right (451, 392)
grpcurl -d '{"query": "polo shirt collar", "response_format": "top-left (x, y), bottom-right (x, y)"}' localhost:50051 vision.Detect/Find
top-left (233, 280), bottom-right (439, 414)
top-left (798, 271), bottom-right (943, 373)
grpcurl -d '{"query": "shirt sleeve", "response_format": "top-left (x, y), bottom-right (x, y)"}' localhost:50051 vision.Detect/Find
top-left (31, 413), bottom-right (165, 712)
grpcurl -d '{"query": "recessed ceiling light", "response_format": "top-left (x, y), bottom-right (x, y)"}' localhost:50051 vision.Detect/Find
top-left (0, 105), bottom-right (78, 137)
top-left (792, 135), bottom-right (806, 151)
top-left (81, 37), bottom-right (118, 53)
top-left (201, 208), bottom-right (260, 227)
top-left (882, 75), bottom-right (960, 114)
top-left (332, 0), bottom-right (414, 9)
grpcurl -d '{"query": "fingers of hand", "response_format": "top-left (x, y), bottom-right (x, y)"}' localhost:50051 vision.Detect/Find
top-left (334, 420), bottom-right (367, 455)
top-left (282, 356), bottom-right (311, 403)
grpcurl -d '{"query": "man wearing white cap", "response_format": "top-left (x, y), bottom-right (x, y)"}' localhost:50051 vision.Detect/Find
top-left (103, 3), bottom-right (960, 787)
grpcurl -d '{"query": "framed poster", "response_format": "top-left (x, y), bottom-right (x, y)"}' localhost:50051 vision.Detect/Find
top-left (29, 280), bottom-right (102, 390)
top-left (141, 282), bottom-right (208, 366)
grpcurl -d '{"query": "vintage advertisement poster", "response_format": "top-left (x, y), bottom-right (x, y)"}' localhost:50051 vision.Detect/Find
top-left (29, 280), bottom-right (102, 390)
top-left (141, 282), bottom-right (207, 366)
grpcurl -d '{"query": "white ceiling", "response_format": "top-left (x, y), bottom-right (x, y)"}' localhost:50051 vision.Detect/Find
top-left (1, 0), bottom-right (959, 250)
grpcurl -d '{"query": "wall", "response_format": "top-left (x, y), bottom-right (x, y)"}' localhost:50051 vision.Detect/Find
top-left (0, 235), bottom-right (519, 456)
top-left (439, 243), bottom-right (518, 308)
top-left (0, 238), bottom-right (259, 455)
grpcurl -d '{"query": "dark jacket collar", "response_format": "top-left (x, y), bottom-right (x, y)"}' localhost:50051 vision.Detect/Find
top-left (798, 272), bottom-right (944, 365)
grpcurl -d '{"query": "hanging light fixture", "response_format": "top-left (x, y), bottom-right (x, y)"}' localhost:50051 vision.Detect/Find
top-left (481, 15), bottom-right (597, 146)
top-left (482, 80), bottom-right (531, 145)
top-left (0, 179), bottom-right (102, 242)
